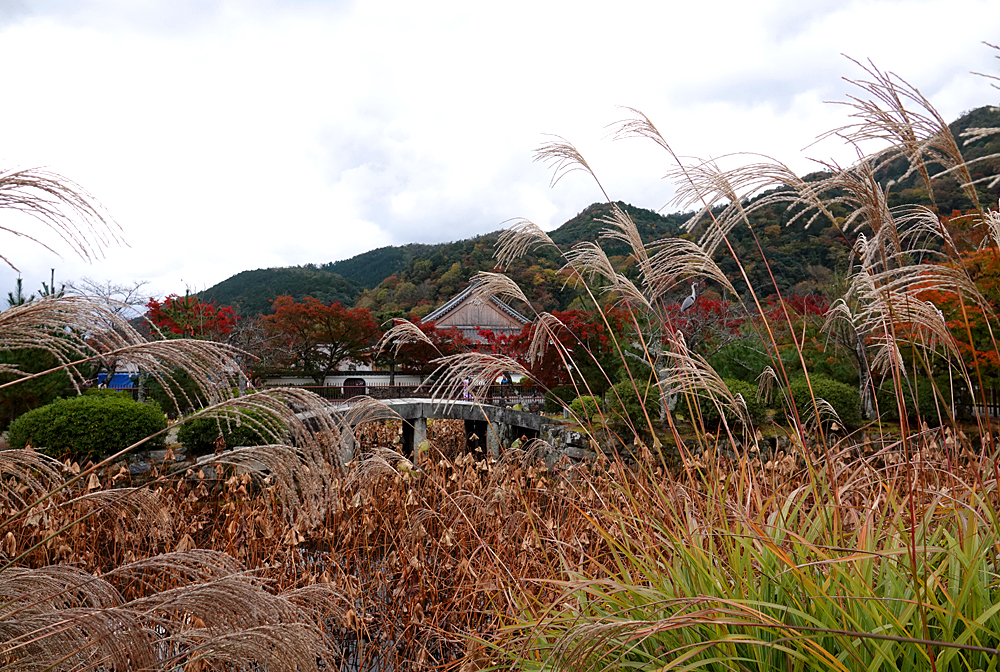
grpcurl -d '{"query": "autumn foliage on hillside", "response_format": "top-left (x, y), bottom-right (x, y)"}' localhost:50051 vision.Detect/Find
top-left (920, 223), bottom-right (1000, 384)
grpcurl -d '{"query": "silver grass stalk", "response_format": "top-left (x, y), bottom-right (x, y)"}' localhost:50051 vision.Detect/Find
top-left (102, 549), bottom-right (246, 592)
top-left (799, 397), bottom-right (844, 431)
top-left (599, 204), bottom-right (654, 281)
top-left (643, 237), bottom-right (736, 305)
top-left (971, 41), bottom-right (1000, 90)
top-left (376, 317), bottom-right (438, 359)
top-left (981, 203), bottom-right (1000, 249)
top-left (826, 57), bottom-right (989, 212)
top-left (172, 623), bottom-right (329, 672)
top-left (658, 332), bottom-right (750, 429)
top-left (425, 352), bottom-right (531, 406)
top-left (561, 240), bottom-right (622, 288)
top-left (470, 270), bottom-right (533, 309)
top-left (0, 163), bottom-right (344, 672)
top-left (0, 450), bottom-right (68, 511)
top-left (526, 312), bottom-right (576, 367)
top-left (0, 296), bottom-right (252, 414)
top-left (534, 135), bottom-right (611, 201)
top-left (756, 366), bottom-right (778, 405)
top-left (0, 167), bottom-right (120, 272)
top-left (495, 217), bottom-right (556, 269)
top-left (64, 486), bottom-right (172, 539)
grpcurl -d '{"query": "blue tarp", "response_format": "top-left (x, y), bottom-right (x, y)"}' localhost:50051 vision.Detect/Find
top-left (96, 373), bottom-right (137, 388)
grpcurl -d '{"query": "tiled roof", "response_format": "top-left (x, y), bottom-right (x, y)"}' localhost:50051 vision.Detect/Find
top-left (424, 280), bottom-right (531, 325)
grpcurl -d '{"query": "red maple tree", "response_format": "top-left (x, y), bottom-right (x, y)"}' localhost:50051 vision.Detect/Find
top-left (263, 296), bottom-right (380, 385)
top-left (146, 293), bottom-right (238, 340)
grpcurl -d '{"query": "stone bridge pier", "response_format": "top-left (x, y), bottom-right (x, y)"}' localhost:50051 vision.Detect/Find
top-left (299, 399), bottom-right (554, 464)
top-left (381, 400), bottom-right (545, 460)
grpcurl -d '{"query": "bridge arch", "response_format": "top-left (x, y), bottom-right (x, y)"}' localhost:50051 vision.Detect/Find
top-left (376, 399), bottom-right (545, 459)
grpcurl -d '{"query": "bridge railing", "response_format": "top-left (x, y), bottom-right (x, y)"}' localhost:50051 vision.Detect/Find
top-left (266, 383), bottom-right (543, 404)
top-left (95, 383), bottom-right (545, 407)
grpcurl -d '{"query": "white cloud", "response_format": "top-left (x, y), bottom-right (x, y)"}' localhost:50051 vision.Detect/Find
top-left (0, 0), bottom-right (996, 301)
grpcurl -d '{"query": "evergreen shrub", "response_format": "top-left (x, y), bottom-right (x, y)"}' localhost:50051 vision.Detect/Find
top-left (146, 368), bottom-right (207, 419)
top-left (0, 348), bottom-right (72, 430)
top-left (788, 375), bottom-right (862, 429)
top-left (692, 378), bottom-right (767, 427)
top-left (607, 379), bottom-right (659, 433)
top-left (544, 385), bottom-right (577, 413)
top-left (177, 408), bottom-right (286, 455)
top-left (7, 393), bottom-right (167, 460)
top-left (875, 377), bottom-right (970, 424)
top-left (569, 395), bottom-right (602, 420)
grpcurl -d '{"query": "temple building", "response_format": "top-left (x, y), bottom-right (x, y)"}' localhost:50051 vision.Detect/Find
top-left (423, 281), bottom-right (532, 342)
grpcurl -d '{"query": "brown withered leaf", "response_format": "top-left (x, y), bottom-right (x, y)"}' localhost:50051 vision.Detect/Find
top-left (174, 533), bottom-right (197, 552)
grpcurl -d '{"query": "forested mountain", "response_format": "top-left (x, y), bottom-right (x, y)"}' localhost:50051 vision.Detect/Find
top-left (199, 266), bottom-right (363, 317)
top-left (353, 202), bottom-right (691, 322)
top-left (200, 106), bottom-right (1000, 321)
top-left (322, 243), bottom-right (434, 289)
top-left (549, 203), bottom-right (685, 248)
top-left (881, 105), bottom-right (1000, 211)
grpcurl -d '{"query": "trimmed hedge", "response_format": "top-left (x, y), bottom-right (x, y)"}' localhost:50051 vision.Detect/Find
top-left (606, 379), bottom-right (660, 433)
top-left (692, 378), bottom-right (767, 428)
top-left (569, 395), bottom-right (602, 420)
top-left (788, 375), bottom-right (862, 430)
top-left (7, 393), bottom-right (167, 460)
top-left (177, 408), bottom-right (286, 455)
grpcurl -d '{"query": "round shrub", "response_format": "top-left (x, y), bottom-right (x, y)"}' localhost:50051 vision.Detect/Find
top-left (7, 394), bottom-right (167, 460)
top-left (691, 378), bottom-right (767, 428)
top-left (569, 395), bottom-right (602, 420)
top-left (788, 375), bottom-right (861, 429)
top-left (606, 379), bottom-right (660, 433)
top-left (177, 408), bottom-right (286, 455)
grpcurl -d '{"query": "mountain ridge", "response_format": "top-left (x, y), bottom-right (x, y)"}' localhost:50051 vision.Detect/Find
top-left (198, 105), bottom-right (1000, 319)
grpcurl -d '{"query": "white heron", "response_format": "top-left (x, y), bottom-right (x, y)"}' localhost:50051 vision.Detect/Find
top-left (680, 282), bottom-right (698, 312)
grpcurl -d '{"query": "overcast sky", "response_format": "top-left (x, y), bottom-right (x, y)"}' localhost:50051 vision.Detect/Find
top-left (0, 0), bottom-right (997, 303)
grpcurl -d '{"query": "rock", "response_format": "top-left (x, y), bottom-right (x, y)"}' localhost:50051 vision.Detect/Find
top-left (563, 446), bottom-right (598, 461)
top-left (129, 461), bottom-right (151, 476)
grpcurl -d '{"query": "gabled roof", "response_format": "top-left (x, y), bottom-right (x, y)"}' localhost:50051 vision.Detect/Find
top-left (424, 280), bottom-right (531, 325)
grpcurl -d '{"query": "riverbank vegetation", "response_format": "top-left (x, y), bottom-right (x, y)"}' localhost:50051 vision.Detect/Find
top-left (4, 49), bottom-right (1000, 671)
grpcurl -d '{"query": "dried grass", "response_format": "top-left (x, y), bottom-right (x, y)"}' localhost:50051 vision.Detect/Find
top-left (5, 48), bottom-right (1000, 672)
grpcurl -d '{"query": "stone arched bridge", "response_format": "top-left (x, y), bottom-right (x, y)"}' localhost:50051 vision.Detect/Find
top-left (299, 398), bottom-right (597, 464)
top-left (376, 399), bottom-right (549, 459)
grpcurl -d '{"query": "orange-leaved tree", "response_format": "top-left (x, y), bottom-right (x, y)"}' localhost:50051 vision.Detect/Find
top-left (921, 245), bottom-right (1000, 387)
top-left (264, 295), bottom-right (380, 384)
